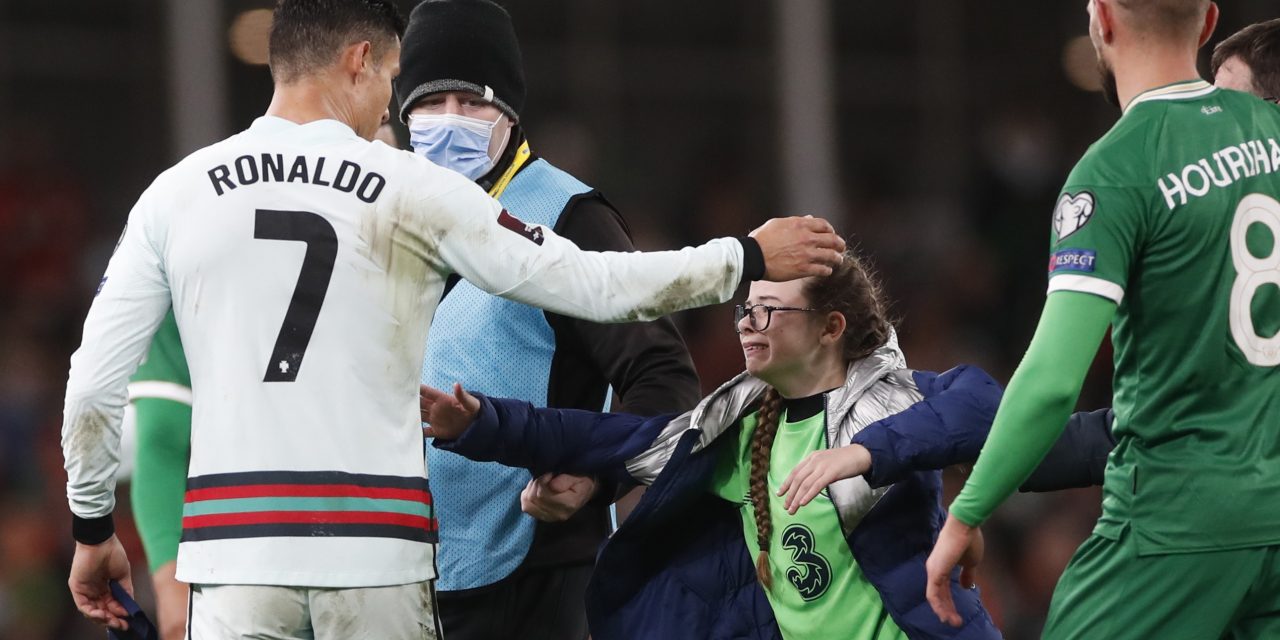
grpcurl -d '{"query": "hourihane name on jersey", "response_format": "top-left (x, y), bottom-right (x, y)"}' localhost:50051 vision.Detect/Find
top-left (1158, 138), bottom-right (1280, 211)
top-left (207, 153), bottom-right (386, 203)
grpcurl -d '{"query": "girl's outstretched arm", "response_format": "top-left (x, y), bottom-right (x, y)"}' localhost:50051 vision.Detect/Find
top-left (423, 383), bottom-right (679, 484)
top-left (776, 364), bottom-right (1002, 513)
top-left (854, 365), bottom-right (1004, 488)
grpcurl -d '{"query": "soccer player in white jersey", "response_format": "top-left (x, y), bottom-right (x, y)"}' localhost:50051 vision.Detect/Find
top-left (61, 0), bottom-right (844, 637)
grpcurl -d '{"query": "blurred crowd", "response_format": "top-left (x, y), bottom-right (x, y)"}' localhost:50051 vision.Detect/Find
top-left (4, 0), bottom-right (1272, 638)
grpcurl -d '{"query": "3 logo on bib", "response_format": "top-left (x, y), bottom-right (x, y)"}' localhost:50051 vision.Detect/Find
top-left (781, 524), bottom-right (832, 601)
top-left (1054, 191), bottom-right (1096, 241)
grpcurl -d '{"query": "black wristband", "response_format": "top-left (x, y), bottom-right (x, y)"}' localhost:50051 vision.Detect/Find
top-left (738, 236), bottom-right (765, 282)
top-left (72, 513), bottom-right (115, 545)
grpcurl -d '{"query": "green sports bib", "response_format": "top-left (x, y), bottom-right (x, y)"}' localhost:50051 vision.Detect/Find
top-left (709, 401), bottom-right (906, 640)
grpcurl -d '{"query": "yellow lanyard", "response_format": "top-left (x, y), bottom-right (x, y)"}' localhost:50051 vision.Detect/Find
top-left (487, 140), bottom-right (532, 199)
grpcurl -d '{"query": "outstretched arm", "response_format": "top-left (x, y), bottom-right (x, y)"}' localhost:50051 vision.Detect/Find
top-left (777, 364), bottom-right (1002, 513)
top-left (524, 196), bottom-right (704, 523)
top-left (778, 367), bottom-right (1119, 512)
top-left (422, 384), bottom-right (678, 484)
top-left (1021, 408), bottom-right (1114, 492)
top-left (408, 170), bottom-right (845, 323)
top-left (946, 292), bottom-right (1114, 522)
top-left (854, 365), bottom-right (1003, 487)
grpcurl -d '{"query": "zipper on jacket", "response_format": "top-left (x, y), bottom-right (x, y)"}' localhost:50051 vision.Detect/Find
top-left (822, 392), bottom-right (831, 449)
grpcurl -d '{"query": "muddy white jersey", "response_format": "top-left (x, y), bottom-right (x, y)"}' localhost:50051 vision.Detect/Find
top-left (62, 116), bottom-right (744, 587)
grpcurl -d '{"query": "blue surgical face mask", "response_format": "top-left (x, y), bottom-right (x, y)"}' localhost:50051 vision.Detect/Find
top-left (407, 113), bottom-right (506, 181)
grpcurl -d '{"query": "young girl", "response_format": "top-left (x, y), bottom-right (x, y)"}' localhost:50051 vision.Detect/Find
top-left (422, 252), bottom-right (1002, 639)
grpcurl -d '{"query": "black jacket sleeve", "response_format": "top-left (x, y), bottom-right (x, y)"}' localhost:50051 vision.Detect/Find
top-left (545, 193), bottom-right (702, 417)
top-left (1019, 408), bottom-right (1115, 492)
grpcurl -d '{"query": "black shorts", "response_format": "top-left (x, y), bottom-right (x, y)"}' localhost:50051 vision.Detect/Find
top-left (436, 562), bottom-right (593, 640)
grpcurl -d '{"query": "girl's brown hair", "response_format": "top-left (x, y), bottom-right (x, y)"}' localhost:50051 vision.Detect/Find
top-left (748, 249), bottom-right (891, 588)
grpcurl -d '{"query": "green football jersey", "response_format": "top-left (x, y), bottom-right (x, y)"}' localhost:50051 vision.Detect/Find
top-left (709, 404), bottom-right (907, 640)
top-left (1048, 80), bottom-right (1280, 553)
top-left (128, 309), bottom-right (193, 571)
top-left (132, 309), bottom-right (190, 389)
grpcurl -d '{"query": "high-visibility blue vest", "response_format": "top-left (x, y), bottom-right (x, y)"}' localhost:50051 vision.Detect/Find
top-left (422, 158), bottom-right (598, 591)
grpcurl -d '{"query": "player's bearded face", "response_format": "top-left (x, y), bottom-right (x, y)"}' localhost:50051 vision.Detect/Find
top-left (1096, 55), bottom-right (1120, 107)
top-left (357, 42), bottom-right (401, 140)
top-left (1086, 0), bottom-right (1119, 107)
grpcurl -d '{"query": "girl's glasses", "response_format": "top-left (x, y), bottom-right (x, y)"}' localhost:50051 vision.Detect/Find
top-left (734, 304), bottom-right (818, 333)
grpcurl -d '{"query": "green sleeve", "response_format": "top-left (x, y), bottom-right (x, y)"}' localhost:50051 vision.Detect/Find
top-left (1046, 170), bottom-right (1146, 303)
top-left (132, 310), bottom-right (190, 386)
top-left (130, 397), bottom-right (192, 572)
top-left (948, 291), bottom-right (1115, 526)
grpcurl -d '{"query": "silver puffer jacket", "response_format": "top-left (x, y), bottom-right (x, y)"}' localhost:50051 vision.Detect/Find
top-left (624, 330), bottom-right (921, 534)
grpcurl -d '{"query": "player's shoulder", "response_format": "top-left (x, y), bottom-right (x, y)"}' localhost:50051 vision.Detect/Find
top-left (1067, 118), bottom-right (1153, 189)
top-left (1109, 85), bottom-right (1280, 167)
top-left (348, 138), bottom-right (452, 181)
top-left (360, 137), bottom-right (412, 165)
top-left (1116, 83), bottom-right (1275, 150)
top-left (1212, 85), bottom-right (1280, 113)
top-left (382, 142), bottom-right (465, 180)
top-left (1134, 85), bottom-right (1268, 132)
top-left (1066, 87), bottom-right (1212, 188)
top-left (1216, 88), bottom-right (1280, 132)
top-left (1092, 97), bottom-right (1174, 156)
top-left (384, 145), bottom-right (488, 202)
top-left (145, 130), bottom-right (257, 198)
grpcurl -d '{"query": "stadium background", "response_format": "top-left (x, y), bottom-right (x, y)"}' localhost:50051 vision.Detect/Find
top-left (0, 0), bottom-right (1274, 637)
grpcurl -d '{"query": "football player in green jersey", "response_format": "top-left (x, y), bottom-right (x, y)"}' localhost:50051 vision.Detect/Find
top-left (125, 310), bottom-right (192, 640)
top-left (927, 2), bottom-right (1280, 638)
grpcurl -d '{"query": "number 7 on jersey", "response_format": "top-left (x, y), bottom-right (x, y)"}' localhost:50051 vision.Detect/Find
top-left (254, 209), bottom-right (338, 382)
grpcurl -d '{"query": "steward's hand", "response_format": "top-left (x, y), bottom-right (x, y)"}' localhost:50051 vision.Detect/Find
top-left (521, 473), bottom-right (597, 522)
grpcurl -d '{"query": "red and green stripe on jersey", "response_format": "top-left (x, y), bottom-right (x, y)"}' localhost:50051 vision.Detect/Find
top-left (181, 470), bottom-right (436, 544)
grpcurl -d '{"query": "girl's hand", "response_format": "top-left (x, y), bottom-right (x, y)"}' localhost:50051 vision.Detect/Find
top-left (777, 444), bottom-right (872, 515)
top-left (420, 383), bottom-right (480, 440)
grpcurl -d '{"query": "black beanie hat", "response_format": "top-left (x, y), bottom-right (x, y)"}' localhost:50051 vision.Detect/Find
top-left (396, 0), bottom-right (525, 123)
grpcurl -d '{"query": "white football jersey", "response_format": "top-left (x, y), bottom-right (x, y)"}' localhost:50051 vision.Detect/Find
top-left (62, 115), bottom-right (744, 587)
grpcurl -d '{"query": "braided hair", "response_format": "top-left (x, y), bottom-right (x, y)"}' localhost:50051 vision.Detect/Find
top-left (749, 386), bottom-right (784, 588)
